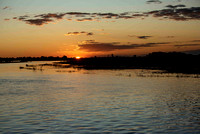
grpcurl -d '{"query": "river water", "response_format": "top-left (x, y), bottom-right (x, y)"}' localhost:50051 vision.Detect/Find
top-left (0, 61), bottom-right (200, 133)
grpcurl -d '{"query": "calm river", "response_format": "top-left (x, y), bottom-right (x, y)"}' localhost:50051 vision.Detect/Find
top-left (0, 61), bottom-right (200, 133)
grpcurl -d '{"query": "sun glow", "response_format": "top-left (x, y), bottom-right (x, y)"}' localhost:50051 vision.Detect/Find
top-left (76, 56), bottom-right (81, 59)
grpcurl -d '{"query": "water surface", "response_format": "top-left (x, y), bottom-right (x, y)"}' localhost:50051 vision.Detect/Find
top-left (0, 62), bottom-right (200, 133)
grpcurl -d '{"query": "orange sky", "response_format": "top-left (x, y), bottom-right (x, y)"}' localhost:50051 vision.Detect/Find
top-left (0, 0), bottom-right (200, 57)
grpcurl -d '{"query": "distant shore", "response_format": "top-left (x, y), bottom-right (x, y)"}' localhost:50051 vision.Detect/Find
top-left (1, 52), bottom-right (200, 74)
top-left (64, 52), bottom-right (200, 74)
top-left (0, 56), bottom-right (67, 63)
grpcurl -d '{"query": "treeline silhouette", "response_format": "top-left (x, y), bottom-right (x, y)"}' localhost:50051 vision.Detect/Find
top-left (0, 56), bottom-right (68, 63)
top-left (1, 52), bottom-right (200, 74)
top-left (66, 52), bottom-right (200, 74)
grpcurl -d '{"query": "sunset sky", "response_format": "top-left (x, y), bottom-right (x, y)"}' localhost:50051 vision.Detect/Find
top-left (0, 0), bottom-right (200, 57)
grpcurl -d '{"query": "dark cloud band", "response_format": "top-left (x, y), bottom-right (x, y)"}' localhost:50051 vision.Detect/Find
top-left (78, 40), bottom-right (169, 52)
top-left (129, 35), bottom-right (153, 39)
top-left (65, 31), bottom-right (94, 36)
top-left (146, 0), bottom-right (162, 4)
top-left (11, 6), bottom-right (200, 26)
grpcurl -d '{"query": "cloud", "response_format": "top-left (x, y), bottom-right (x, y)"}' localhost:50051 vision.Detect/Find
top-left (24, 18), bottom-right (53, 26)
top-left (174, 44), bottom-right (200, 47)
top-left (166, 4), bottom-right (186, 9)
top-left (78, 40), bottom-right (169, 52)
top-left (137, 36), bottom-right (153, 39)
top-left (190, 40), bottom-right (200, 42)
top-left (35, 13), bottom-right (66, 20)
top-left (166, 36), bottom-right (175, 38)
top-left (146, 0), bottom-right (162, 4)
top-left (17, 15), bottom-right (29, 20)
top-left (11, 6), bottom-right (200, 26)
top-left (66, 12), bottom-right (91, 17)
top-left (128, 35), bottom-right (153, 39)
top-left (87, 32), bottom-right (94, 36)
top-left (2, 6), bottom-right (9, 10)
top-left (65, 32), bottom-right (80, 36)
top-left (147, 7), bottom-right (200, 21)
top-left (4, 18), bottom-right (10, 21)
top-left (12, 11), bottom-right (142, 26)
top-left (76, 18), bottom-right (93, 22)
top-left (65, 31), bottom-right (94, 36)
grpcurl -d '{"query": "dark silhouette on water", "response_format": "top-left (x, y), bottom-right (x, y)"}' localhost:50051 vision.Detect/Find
top-left (66, 52), bottom-right (200, 74)
top-left (0, 56), bottom-right (67, 63)
top-left (1, 52), bottom-right (200, 74)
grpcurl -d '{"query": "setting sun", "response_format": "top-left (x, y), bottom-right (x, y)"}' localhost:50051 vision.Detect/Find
top-left (76, 56), bottom-right (81, 59)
